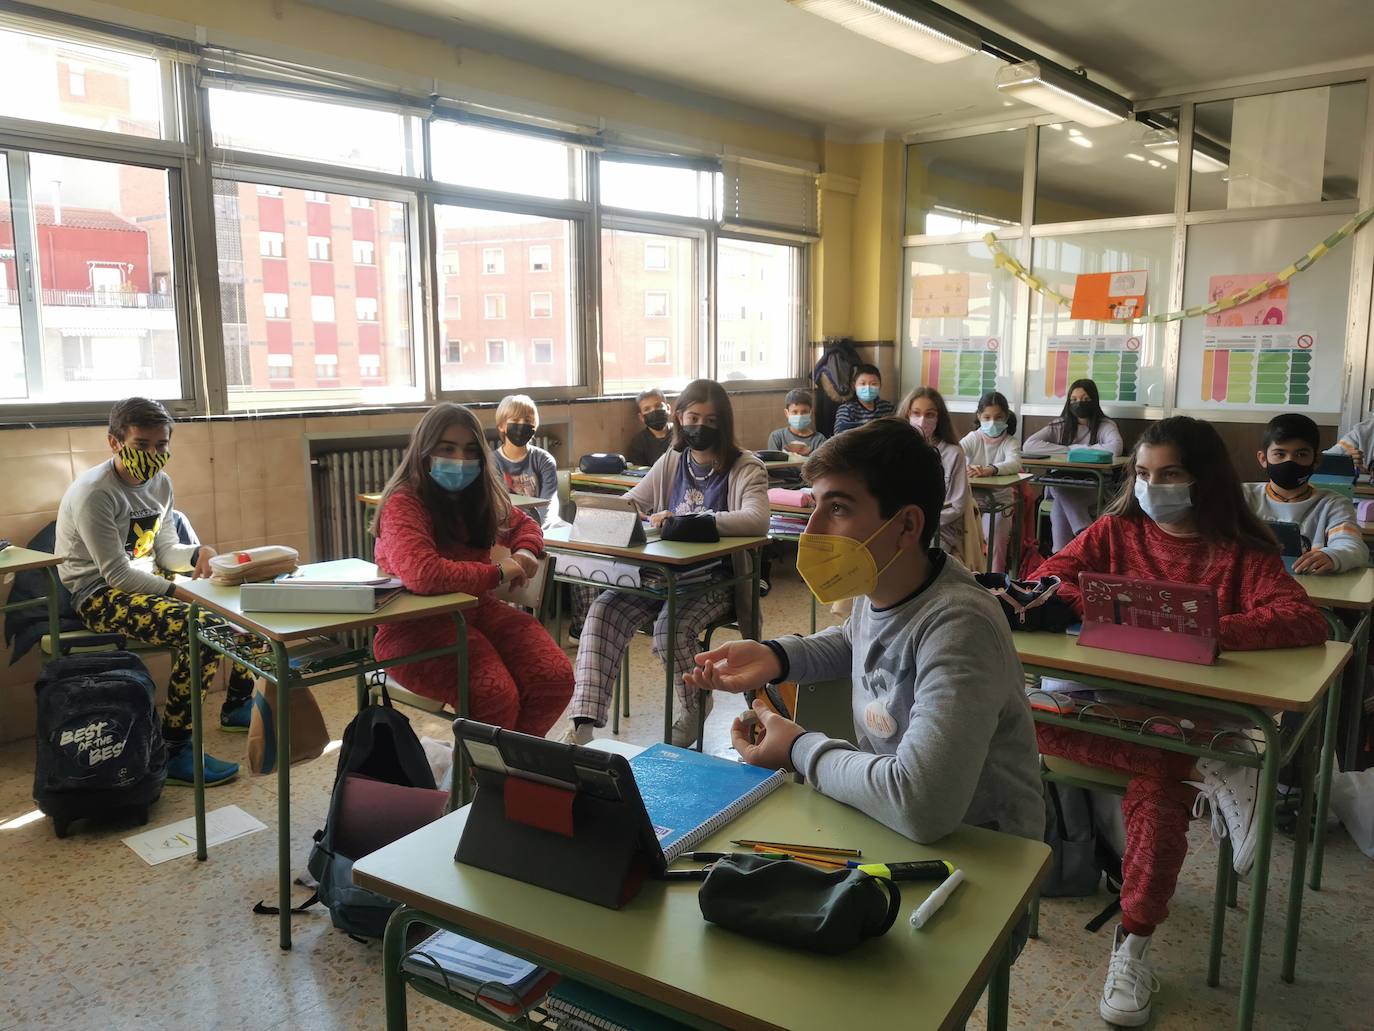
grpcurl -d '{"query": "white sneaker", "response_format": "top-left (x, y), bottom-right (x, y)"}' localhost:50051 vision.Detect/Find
top-left (1190, 758), bottom-right (1260, 876)
top-left (559, 721), bottom-right (593, 746)
top-left (670, 693), bottom-right (714, 748)
top-left (1099, 925), bottom-right (1159, 1027)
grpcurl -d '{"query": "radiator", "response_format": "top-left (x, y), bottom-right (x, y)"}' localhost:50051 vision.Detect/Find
top-left (313, 446), bottom-right (405, 563)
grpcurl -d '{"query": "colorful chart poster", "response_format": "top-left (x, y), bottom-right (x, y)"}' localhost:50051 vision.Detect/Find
top-left (1069, 270), bottom-right (1148, 321)
top-left (1044, 335), bottom-right (1141, 402)
top-left (919, 336), bottom-right (998, 397)
top-left (911, 272), bottom-right (970, 317)
top-left (1205, 273), bottom-right (1288, 327)
top-left (1200, 330), bottom-right (1314, 406)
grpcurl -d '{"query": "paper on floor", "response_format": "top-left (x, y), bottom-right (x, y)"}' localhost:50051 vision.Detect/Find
top-left (123, 805), bottom-right (266, 866)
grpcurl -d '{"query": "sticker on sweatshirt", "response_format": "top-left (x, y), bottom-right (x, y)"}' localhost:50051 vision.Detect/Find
top-left (862, 698), bottom-right (898, 739)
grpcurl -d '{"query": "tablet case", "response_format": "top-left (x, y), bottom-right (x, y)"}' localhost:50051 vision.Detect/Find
top-left (1076, 573), bottom-right (1220, 665)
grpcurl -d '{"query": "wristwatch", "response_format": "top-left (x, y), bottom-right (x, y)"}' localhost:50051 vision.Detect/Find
top-left (497, 562), bottom-right (506, 585)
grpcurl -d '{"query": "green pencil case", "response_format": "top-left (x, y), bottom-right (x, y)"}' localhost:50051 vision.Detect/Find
top-left (1067, 447), bottom-right (1113, 464)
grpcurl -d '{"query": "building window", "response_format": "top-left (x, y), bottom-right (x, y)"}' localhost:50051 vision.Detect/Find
top-left (442, 250), bottom-right (460, 275)
top-left (529, 245), bottom-right (552, 272)
top-left (310, 295), bottom-right (336, 322)
top-left (532, 338), bottom-right (553, 364)
top-left (644, 242), bottom-right (669, 270)
top-left (486, 338), bottom-right (507, 364)
top-left (483, 294), bottom-right (506, 319)
top-left (644, 337), bottom-right (670, 365)
top-left (445, 339), bottom-right (463, 364)
top-left (263, 293), bottom-right (289, 319)
top-left (356, 297), bottom-right (378, 321)
top-left (315, 355), bottom-right (339, 378)
top-left (255, 183), bottom-right (283, 197)
top-left (482, 247), bottom-right (505, 274)
top-left (67, 66), bottom-right (85, 97)
top-left (530, 292), bottom-right (553, 318)
top-left (267, 353), bottom-right (293, 379)
top-left (445, 295), bottom-right (462, 320)
top-left (359, 353), bottom-right (381, 377)
top-left (352, 239), bottom-right (375, 264)
top-left (259, 231), bottom-right (284, 258)
top-left (349, 196), bottom-right (373, 208)
top-left (645, 291), bottom-right (669, 318)
top-left (304, 189), bottom-right (328, 203)
top-left (308, 235), bottom-right (331, 261)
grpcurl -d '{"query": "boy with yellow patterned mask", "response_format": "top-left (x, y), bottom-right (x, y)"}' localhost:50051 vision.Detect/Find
top-left (683, 418), bottom-right (1043, 858)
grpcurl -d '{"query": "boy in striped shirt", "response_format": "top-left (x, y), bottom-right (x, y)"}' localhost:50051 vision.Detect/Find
top-left (832, 364), bottom-right (895, 433)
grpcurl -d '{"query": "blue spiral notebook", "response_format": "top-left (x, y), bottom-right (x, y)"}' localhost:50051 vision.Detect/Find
top-left (629, 743), bottom-right (786, 863)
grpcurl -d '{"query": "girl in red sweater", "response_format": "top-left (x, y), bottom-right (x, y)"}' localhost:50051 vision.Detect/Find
top-left (371, 403), bottom-right (573, 735)
top-left (1035, 416), bottom-right (1326, 1028)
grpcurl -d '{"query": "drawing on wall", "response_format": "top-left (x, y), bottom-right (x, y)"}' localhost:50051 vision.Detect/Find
top-left (1069, 269), bottom-right (1148, 321)
top-left (910, 272), bottom-right (971, 318)
top-left (1205, 273), bottom-right (1288, 327)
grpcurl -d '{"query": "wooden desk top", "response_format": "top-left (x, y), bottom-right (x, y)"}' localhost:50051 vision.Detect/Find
top-left (1021, 455), bottom-right (1129, 471)
top-left (761, 453), bottom-right (808, 469)
top-left (542, 525), bottom-right (767, 567)
top-left (1299, 566), bottom-right (1374, 610)
top-left (970, 472), bottom-right (1034, 489)
top-left (567, 472), bottom-right (641, 491)
top-left (179, 559), bottom-right (477, 642)
top-left (358, 491), bottom-right (543, 508)
top-left (0, 546), bottom-right (62, 575)
top-left (769, 501), bottom-right (814, 515)
top-left (1014, 631), bottom-right (1350, 712)
top-left (354, 781), bottom-right (1050, 1031)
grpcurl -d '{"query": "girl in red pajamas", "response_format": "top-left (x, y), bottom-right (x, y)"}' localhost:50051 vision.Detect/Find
top-left (371, 403), bottom-right (573, 735)
top-left (1035, 416), bottom-right (1327, 1028)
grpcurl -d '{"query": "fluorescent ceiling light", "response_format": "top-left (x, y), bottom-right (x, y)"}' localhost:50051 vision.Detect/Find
top-left (1141, 128), bottom-right (1229, 173)
top-left (787, 0), bottom-right (980, 63)
top-left (994, 60), bottom-right (1129, 127)
top-left (1068, 134), bottom-right (1093, 148)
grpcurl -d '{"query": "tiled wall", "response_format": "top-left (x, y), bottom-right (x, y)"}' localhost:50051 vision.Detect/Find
top-left (0, 390), bottom-right (788, 742)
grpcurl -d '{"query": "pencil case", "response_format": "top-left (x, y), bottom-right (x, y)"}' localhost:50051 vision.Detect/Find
top-left (1067, 447), bottom-right (1113, 464)
top-left (578, 453), bottom-right (627, 474)
top-left (767, 488), bottom-right (813, 508)
top-left (1357, 500), bottom-right (1374, 523)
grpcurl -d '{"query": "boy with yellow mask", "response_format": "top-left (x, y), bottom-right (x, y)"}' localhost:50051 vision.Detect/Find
top-left (685, 418), bottom-right (1042, 846)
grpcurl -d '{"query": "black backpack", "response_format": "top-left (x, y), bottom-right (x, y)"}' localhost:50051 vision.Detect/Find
top-left (811, 337), bottom-right (863, 437)
top-left (33, 650), bottom-right (166, 837)
top-left (280, 685), bottom-right (439, 939)
top-left (1042, 782), bottom-right (1125, 932)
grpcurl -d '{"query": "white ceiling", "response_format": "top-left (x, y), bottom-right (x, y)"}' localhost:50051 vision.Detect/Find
top-left (312, 0), bottom-right (1374, 136)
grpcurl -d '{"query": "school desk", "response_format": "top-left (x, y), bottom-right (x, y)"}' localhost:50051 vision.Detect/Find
top-left (765, 501), bottom-right (817, 632)
top-left (358, 491), bottom-right (544, 509)
top-left (567, 470), bottom-right (641, 494)
top-left (1021, 455), bottom-right (1129, 518)
top-left (353, 774), bottom-right (1051, 1031)
top-left (544, 526), bottom-right (767, 747)
top-left (0, 546), bottom-right (63, 660)
top-left (968, 472), bottom-right (1033, 575)
top-left (1015, 632), bottom-right (1351, 1031)
top-left (180, 558), bottom-right (477, 950)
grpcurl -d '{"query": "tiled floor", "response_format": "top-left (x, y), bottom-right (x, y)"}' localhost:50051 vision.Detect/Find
top-left (1, 564), bottom-right (1371, 1030)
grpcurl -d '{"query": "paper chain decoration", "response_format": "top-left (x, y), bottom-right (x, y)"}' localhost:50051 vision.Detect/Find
top-left (982, 204), bottom-right (1374, 325)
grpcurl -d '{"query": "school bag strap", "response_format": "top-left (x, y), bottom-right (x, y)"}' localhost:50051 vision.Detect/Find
top-left (974, 573), bottom-right (1078, 633)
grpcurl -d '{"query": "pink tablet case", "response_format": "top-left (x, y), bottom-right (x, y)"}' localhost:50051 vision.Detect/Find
top-left (1076, 573), bottom-right (1221, 666)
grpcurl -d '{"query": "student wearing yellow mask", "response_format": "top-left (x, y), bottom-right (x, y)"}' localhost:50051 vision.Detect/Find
top-left (684, 417), bottom-right (1042, 846)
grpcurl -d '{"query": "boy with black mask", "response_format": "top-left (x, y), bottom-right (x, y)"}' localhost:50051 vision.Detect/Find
top-left (626, 388), bottom-right (673, 468)
top-left (492, 393), bottom-right (559, 526)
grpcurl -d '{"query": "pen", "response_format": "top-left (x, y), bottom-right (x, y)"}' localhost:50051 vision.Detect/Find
top-left (910, 868), bottom-right (966, 929)
top-left (663, 867), bottom-right (712, 882)
top-left (679, 851), bottom-right (731, 863)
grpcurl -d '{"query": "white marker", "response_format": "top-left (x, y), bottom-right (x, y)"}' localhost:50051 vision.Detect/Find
top-left (910, 867), bottom-right (965, 929)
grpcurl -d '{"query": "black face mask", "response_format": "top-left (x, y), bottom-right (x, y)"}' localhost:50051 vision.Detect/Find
top-left (643, 409), bottom-right (669, 431)
top-left (1070, 400), bottom-right (1097, 420)
top-left (504, 422), bottom-right (535, 448)
top-left (681, 424), bottom-right (720, 452)
top-left (1266, 460), bottom-right (1314, 491)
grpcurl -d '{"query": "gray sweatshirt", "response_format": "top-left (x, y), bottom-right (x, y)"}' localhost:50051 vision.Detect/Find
top-left (778, 553), bottom-right (1044, 844)
top-left (56, 459), bottom-right (197, 606)
top-left (1242, 481), bottom-right (1370, 572)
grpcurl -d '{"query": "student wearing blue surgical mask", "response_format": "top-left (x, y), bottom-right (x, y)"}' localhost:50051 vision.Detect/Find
top-left (833, 363), bottom-right (895, 433)
top-left (371, 403), bottom-right (572, 732)
top-left (959, 390), bottom-right (1022, 572)
top-left (767, 387), bottom-right (828, 456)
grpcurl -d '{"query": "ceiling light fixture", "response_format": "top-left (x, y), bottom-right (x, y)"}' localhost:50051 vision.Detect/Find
top-left (1068, 134), bottom-right (1093, 148)
top-left (786, 0), bottom-right (980, 63)
top-left (994, 60), bottom-right (1130, 127)
top-left (1140, 128), bottom-right (1229, 173)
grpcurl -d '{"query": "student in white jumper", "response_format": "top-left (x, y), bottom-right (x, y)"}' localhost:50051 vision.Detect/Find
top-left (960, 390), bottom-right (1022, 572)
top-left (897, 386), bottom-right (968, 557)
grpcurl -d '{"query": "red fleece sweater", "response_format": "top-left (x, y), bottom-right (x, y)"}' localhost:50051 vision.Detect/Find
top-left (1036, 514), bottom-right (1327, 652)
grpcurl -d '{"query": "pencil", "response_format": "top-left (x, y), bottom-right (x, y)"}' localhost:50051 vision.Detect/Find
top-left (732, 839), bottom-right (862, 858)
top-left (753, 845), bottom-right (848, 869)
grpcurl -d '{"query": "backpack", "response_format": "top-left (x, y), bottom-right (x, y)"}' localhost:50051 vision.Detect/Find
top-left (1042, 781), bottom-right (1125, 932)
top-left (33, 650), bottom-right (166, 837)
top-left (811, 337), bottom-right (863, 437)
top-left (267, 684), bottom-right (441, 940)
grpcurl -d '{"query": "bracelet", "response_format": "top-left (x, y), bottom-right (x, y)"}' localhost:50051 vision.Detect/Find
top-left (497, 563), bottom-right (506, 585)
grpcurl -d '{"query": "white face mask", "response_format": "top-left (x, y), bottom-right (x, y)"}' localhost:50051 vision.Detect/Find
top-left (1134, 478), bottom-right (1194, 524)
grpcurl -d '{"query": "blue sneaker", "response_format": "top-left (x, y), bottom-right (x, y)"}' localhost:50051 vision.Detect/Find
top-left (165, 743), bottom-right (240, 787)
top-left (219, 697), bottom-right (253, 733)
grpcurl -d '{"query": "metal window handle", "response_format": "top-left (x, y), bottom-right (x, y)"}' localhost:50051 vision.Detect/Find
top-left (22, 256), bottom-right (34, 302)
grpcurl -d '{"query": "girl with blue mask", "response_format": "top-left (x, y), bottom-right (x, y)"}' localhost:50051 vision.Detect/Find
top-left (959, 390), bottom-right (1022, 572)
top-left (369, 403), bottom-right (574, 734)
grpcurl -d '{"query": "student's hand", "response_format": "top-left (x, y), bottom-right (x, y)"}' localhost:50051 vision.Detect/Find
top-left (498, 557), bottom-right (529, 590)
top-left (191, 546), bottom-right (217, 580)
top-left (512, 550), bottom-right (539, 580)
top-left (785, 441), bottom-right (808, 455)
top-left (1293, 549), bottom-right (1336, 575)
top-left (685, 640), bottom-right (782, 694)
top-left (648, 510), bottom-right (673, 528)
top-left (731, 698), bottom-right (804, 773)
top-left (970, 464), bottom-right (995, 477)
top-left (1340, 440), bottom-right (1366, 469)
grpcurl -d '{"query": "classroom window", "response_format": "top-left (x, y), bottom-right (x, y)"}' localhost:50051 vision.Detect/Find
top-left (601, 228), bottom-right (699, 393)
top-left (529, 245), bottom-right (552, 272)
top-left (1190, 82), bottom-right (1366, 211)
top-left (263, 293), bottom-right (289, 318)
top-left (599, 158), bottom-right (719, 220)
top-left (482, 248), bottom-right (505, 274)
top-left (905, 130), bottom-right (1025, 235)
top-left (434, 204), bottom-right (579, 391)
top-left (486, 338), bottom-right (507, 364)
top-left (213, 179), bottom-right (419, 409)
top-left (430, 120), bottom-right (582, 200)
top-left (644, 337), bottom-right (670, 364)
top-left (532, 338), bottom-right (553, 364)
top-left (644, 242), bottom-right (669, 270)
top-left (314, 354), bottom-right (338, 379)
top-left (3, 151), bottom-right (185, 405)
top-left (259, 232), bottom-right (285, 258)
top-left (0, 27), bottom-right (164, 139)
top-left (207, 87), bottom-right (422, 175)
top-left (1036, 114), bottom-right (1179, 223)
top-left (715, 237), bottom-right (802, 381)
top-left (352, 239), bottom-right (375, 264)
top-left (307, 235), bottom-right (331, 260)
top-left (644, 292), bottom-right (669, 318)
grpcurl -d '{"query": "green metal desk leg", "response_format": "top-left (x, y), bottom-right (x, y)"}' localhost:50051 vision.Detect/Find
top-left (451, 611), bottom-right (470, 809)
top-left (987, 937), bottom-right (1011, 1031)
top-left (1207, 837), bottom-right (1232, 986)
top-left (272, 639), bottom-right (292, 950)
top-left (1341, 612), bottom-right (1370, 770)
top-left (1236, 717), bottom-right (1282, 1031)
top-left (383, 905), bottom-right (413, 1031)
top-left (663, 569), bottom-right (677, 746)
top-left (1226, 866), bottom-right (1238, 908)
top-left (1310, 661), bottom-right (1343, 890)
top-left (1282, 723), bottom-right (1319, 982)
top-left (1027, 893), bottom-right (1039, 940)
top-left (189, 602), bottom-right (207, 861)
top-left (43, 567), bottom-right (62, 658)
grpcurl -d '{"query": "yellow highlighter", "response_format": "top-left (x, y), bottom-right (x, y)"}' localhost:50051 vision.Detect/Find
top-left (855, 860), bottom-right (953, 882)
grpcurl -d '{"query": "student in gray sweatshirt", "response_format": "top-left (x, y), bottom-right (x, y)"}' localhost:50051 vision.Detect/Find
top-left (1242, 413), bottom-right (1369, 574)
top-left (684, 418), bottom-right (1043, 845)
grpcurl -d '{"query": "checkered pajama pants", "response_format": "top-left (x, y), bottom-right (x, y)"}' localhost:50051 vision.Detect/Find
top-left (570, 587), bottom-right (731, 727)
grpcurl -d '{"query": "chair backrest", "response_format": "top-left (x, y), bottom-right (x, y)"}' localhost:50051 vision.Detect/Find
top-left (794, 678), bottom-right (857, 744)
top-left (557, 469), bottom-right (576, 522)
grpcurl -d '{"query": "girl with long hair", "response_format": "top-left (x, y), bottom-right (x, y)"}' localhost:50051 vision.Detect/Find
top-left (897, 386), bottom-right (968, 555)
top-left (1025, 378), bottom-right (1125, 551)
